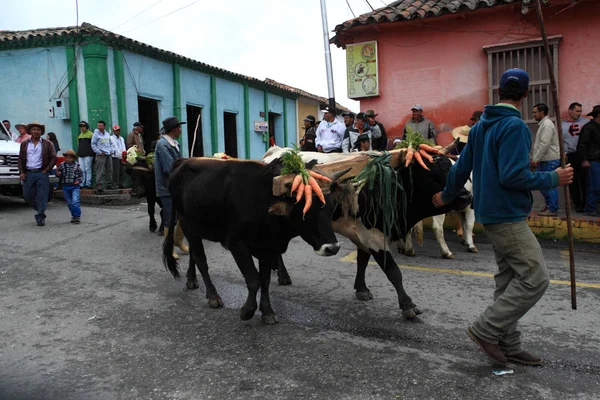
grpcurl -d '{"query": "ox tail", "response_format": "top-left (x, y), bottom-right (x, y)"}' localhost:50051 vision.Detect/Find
top-left (162, 202), bottom-right (180, 279)
top-left (414, 220), bottom-right (424, 246)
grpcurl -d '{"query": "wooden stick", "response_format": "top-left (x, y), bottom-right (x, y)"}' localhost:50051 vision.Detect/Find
top-left (535, 0), bottom-right (577, 310)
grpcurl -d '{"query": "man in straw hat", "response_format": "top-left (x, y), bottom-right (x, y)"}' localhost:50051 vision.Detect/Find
top-left (18, 121), bottom-right (57, 226)
top-left (433, 68), bottom-right (573, 367)
top-left (155, 116), bottom-right (189, 259)
top-left (14, 122), bottom-right (30, 144)
top-left (451, 111), bottom-right (482, 155)
top-left (57, 149), bottom-right (83, 224)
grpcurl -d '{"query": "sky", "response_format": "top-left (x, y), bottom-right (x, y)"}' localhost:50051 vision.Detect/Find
top-left (2, 0), bottom-right (384, 112)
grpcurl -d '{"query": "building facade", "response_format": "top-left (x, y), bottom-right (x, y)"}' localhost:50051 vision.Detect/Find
top-left (0, 23), bottom-right (349, 160)
top-left (332, 0), bottom-right (600, 142)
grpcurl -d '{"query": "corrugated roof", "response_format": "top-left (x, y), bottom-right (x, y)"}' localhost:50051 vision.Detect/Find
top-left (0, 23), bottom-right (343, 104)
top-left (332, 0), bottom-right (521, 46)
top-left (264, 79), bottom-right (351, 113)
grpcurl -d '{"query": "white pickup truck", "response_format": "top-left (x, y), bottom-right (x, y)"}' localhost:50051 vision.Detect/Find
top-left (0, 123), bottom-right (58, 198)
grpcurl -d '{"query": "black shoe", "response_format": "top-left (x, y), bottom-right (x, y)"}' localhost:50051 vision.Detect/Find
top-left (71, 217), bottom-right (80, 224)
top-left (37, 220), bottom-right (45, 226)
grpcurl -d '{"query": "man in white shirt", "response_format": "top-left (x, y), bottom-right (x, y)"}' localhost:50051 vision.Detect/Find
top-left (110, 125), bottom-right (127, 188)
top-left (315, 107), bottom-right (345, 153)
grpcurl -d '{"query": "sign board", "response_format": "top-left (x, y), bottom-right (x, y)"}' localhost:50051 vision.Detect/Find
top-left (346, 40), bottom-right (379, 99)
top-left (254, 121), bottom-right (268, 132)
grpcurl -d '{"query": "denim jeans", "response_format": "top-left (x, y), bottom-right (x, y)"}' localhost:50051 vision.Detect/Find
top-left (23, 171), bottom-right (49, 222)
top-left (584, 161), bottom-right (600, 214)
top-left (63, 185), bottom-right (81, 218)
top-left (538, 159), bottom-right (560, 212)
top-left (160, 195), bottom-right (173, 227)
top-left (79, 156), bottom-right (93, 187)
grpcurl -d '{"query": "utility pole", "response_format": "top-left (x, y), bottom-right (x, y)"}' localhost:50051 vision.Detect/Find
top-left (319, 0), bottom-right (336, 112)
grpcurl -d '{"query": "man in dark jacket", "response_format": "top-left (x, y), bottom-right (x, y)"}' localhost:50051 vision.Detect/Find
top-left (577, 105), bottom-right (600, 216)
top-left (365, 109), bottom-right (387, 151)
top-left (342, 112), bottom-right (371, 153)
top-left (300, 115), bottom-right (317, 152)
top-left (18, 121), bottom-right (57, 226)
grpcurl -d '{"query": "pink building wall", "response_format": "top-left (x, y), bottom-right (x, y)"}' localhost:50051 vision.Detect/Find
top-left (344, 1), bottom-right (600, 141)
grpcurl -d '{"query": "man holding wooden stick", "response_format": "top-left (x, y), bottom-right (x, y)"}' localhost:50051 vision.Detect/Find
top-left (432, 68), bottom-right (573, 367)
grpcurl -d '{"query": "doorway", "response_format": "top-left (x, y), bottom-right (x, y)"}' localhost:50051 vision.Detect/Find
top-left (268, 112), bottom-right (282, 147)
top-left (137, 97), bottom-right (160, 154)
top-left (186, 105), bottom-right (203, 157)
top-left (223, 112), bottom-right (238, 158)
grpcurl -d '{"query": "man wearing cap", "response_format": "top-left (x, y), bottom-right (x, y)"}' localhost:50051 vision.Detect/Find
top-left (18, 121), bottom-right (57, 226)
top-left (110, 125), bottom-right (127, 188)
top-left (155, 116), bottom-right (189, 259)
top-left (342, 112), bottom-right (371, 153)
top-left (531, 103), bottom-right (561, 217)
top-left (451, 111), bottom-right (483, 155)
top-left (432, 68), bottom-right (573, 367)
top-left (127, 122), bottom-right (145, 155)
top-left (14, 123), bottom-right (31, 144)
top-left (342, 111), bottom-right (355, 129)
top-left (403, 105), bottom-right (436, 143)
top-left (2, 120), bottom-right (17, 142)
top-left (562, 102), bottom-right (589, 213)
top-left (76, 121), bottom-right (94, 189)
top-left (315, 107), bottom-right (345, 153)
top-left (300, 115), bottom-right (317, 152)
top-left (91, 120), bottom-right (114, 193)
top-left (365, 110), bottom-right (387, 151)
top-left (577, 105), bottom-right (600, 216)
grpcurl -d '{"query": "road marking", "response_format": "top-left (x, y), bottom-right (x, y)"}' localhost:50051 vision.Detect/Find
top-left (340, 251), bottom-right (600, 289)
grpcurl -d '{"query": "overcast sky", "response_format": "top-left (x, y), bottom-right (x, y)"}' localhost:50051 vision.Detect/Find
top-left (2, 0), bottom-right (384, 112)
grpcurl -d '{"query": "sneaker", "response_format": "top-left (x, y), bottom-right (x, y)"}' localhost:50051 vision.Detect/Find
top-left (37, 220), bottom-right (45, 227)
top-left (466, 327), bottom-right (507, 366)
top-left (538, 210), bottom-right (558, 217)
top-left (505, 351), bottom-right (542, 366)
top-left (71, 217), bottom-right (80, 224)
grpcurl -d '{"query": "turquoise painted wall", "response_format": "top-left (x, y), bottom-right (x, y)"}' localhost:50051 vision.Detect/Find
top-left (215, 78), bottom-right (245, 158)
top-left (0, 47), bottom-right (73, 155)
top-left (121, 50), bottom-right (174, 141)
top-left (179, 67), bottom-right (211, 158)
top-left (248, 87), bottom-right (267, 160)
top-left (285, 98), bottom-right (297, 148)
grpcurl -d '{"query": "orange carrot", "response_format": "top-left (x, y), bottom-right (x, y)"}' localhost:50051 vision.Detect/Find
top-left (419, 149), bottom-right (434, 163)
top-left (295, 182), bottom-right (305, 203)
top-left (413, 151), bottom-right (430, 171)
top-left (290, 174), bottom-right (303, 195)
top-left (303, 184), bottom-right (313, 217)
top-left (405, 147), bottom-right (414, 167)
top-left (308, 176), bottom-right (325, 205)
top-left (309, 170), bottom-right (332, 182)
top-left (419, 143), bottom-right (444, 155)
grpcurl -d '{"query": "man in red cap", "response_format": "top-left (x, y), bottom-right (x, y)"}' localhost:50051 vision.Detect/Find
top-left (110, 125), bottom-right (127, 188)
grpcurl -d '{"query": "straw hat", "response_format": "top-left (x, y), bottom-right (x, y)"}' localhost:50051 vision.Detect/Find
top-left (26, 121), bottom-right (45, 134)
top-left (63, 149), bottom-right (78, 159)
top-left (451, 125), bottom-right (471, 144)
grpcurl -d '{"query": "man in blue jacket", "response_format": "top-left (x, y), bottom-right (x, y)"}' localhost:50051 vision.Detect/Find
top-left (432, 69), bottom-right (573, 367)
top-left (155, 116), bottom-right (189, 259)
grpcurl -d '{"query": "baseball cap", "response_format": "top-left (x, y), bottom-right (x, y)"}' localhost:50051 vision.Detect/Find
top-left (499, 68), bottom-right (529, 91)
top-left (342, 111), bottom-right (355, 118)
top-left (411, 104), bottom-right (423, 111)
top-left (133, 122), bottom-right (144, 128)
top-left (587, 105), bottom-right (600, 118)
top-left (323, 106), bottom-right (335, 114)
top-left (304, 115), bottom-right (316, 123)
top-left (470, 111), bottom-right (483, 120)
top-left (355, 112), bottom-right (368, 121)
top-left (112, 125), bottom-right (121, 131)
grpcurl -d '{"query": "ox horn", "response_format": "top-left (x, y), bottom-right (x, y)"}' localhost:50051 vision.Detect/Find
top-left (439, 137), bottom-right (460, 155)
top-left (330, 167), bottom-right (352, 182)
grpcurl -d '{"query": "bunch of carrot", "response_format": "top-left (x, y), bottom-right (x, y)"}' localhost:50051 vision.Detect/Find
top-left (394, 128), bottom-right (444, 171)
top-left (280, 148), bottom-right (332, 217)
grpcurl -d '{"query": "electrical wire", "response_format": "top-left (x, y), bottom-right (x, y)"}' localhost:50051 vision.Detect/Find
top-left (365, 0), bottom-right (375, 11)
top-left (346, 0), bottom-right (356, 18)
top-left (121, 0), bottom-right (201, 35)
top-left (109, 0), bottom-right (164, 31)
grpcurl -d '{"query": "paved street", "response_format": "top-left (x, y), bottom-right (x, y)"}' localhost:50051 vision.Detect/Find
top-left (1, 195), bottom-right (599, 400)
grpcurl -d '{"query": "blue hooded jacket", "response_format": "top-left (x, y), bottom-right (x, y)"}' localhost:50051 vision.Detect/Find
top-left (441, 104), bottom-right (559, 224)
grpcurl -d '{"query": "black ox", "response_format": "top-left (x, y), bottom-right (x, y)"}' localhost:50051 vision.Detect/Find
top-left (263, 146), bottom-right (471, 319)
top-left (127, 160), bottom-right (163, 234)
top-left (162, 157), bottom-right (345, 324)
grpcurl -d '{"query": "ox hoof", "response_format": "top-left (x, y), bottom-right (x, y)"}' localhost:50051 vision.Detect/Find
top-left (261, 314), bottom-right (279, 325)
top-left (402, 249), bottom-right (416, 257)
top-left (208, 297), bottom-right (224, 308)
top-left (442, 252), bottom-right (454, 259)
top-left (149, 224), bottom-right (157, 233)
top-left (413, 307), bottom-right (423, 315)
top-left (278, 276), bottom-right (292, 286)
top-left (468, 246), bottom-right (479, 253)
top-left (158, 229), bottom-right (164, 237)
top-left (402, 308), bottom-right (417, 319)
top-left (186, 280), bottom-right (200, 290)
top-left (355, 290), bottom-right (374, 301)
top-left (240, 306), bottom-right (257, 321)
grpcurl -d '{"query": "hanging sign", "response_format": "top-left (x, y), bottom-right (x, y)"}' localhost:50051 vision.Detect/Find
top-left (254, 121), bottom-right (268, 132)
top-left (346, 40), bottom-right (379, 99)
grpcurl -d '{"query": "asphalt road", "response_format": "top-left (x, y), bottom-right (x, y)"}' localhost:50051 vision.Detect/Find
top-left (1, 195), bottom-right (599, 400)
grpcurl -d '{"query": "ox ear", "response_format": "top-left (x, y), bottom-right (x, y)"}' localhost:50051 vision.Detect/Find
top-left (268, 201), bottom-right (293, 217)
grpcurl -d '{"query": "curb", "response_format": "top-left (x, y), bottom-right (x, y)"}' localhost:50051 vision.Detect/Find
top-left (54, 188), bottom-right (142, 206)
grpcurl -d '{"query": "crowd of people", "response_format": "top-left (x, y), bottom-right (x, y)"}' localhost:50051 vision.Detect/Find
top-left (297, 98), bottom-right (600, 217)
